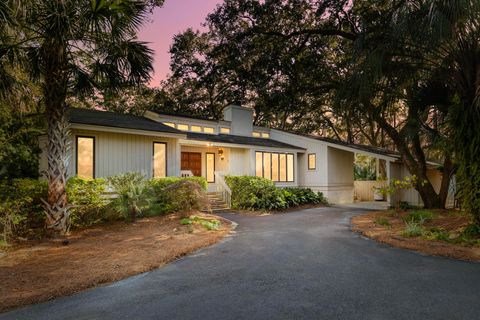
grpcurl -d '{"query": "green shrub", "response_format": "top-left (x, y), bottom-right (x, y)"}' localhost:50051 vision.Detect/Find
top-left (375, 217), bottom-right (391, 227)
top-left (225, 175), bottom-right (286, 210)
top-left (403, 210), bottom-right (434, 224)
top-left (112, 181), bottom-right (152, 222)
top-left (67, 177), bottom-right (110, 228)
top-left (0, 179), bottom-right (47, 242)
top-left (107, 172), bottom-right (146, 194)
top-left (180, 215), bottom-right (221, 230)
top-left (282, 187), bottom-right (327, 207)
top-left (225, 176), bottom-right (326, 211)
top-left (403, 220), bottom-right (423, 237)
top-left (149, 176), bottom-right (207, 192)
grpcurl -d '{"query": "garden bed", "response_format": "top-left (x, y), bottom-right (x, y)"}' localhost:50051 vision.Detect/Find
top-left (352, 209), bottom-right (480, 262)
top-left (0, 212), bottom-right (232, 312)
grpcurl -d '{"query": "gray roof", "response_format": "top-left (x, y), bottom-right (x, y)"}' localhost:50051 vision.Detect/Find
top-left (186, 132), bottom-right (305, 150)
top-left (69, 108), bottom-right (183, 135)
top-left (310, 136), bottom-right (401, 158)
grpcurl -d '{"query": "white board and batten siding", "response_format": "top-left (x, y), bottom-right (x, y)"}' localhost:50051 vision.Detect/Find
top-left (39, 129), bottom-right (180, 179)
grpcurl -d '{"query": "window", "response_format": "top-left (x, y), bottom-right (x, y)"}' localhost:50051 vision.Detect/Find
top-left (255, 152), bottom-right (263, 177)
top-left (252, 132), bottom-right (261, 137)
top-left (163, 122), bottom-right (175, 128)
top-left (191, 125), bottom-right (202, 132)
top-left (220, 127), bottom-right (230, 134)
top-left (177, 124), bottom-right (189, 131)
top-left (153, 142), bottom-right (166, 178)
top-left (271, 153), bottom-right (279, 181)
top-left (206, 153), bottom-right (215, 183)
top-left (261, 132), bottom-right (270, 138)
top-left (308, 153), bottom-right (316, 170)
top-left (287, 154), bottom-right (294, 182)
top-left (76, 136), bottom-right (94, 179)
top-left (263, 153), bottom-right (271, 180)
top-left (255, 151), bottom-right (294, 182)
top-left (203, 127), bottom-right (215, 134)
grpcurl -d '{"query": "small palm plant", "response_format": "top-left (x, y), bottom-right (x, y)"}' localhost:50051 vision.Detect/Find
top-left (113, 182), bottom-right (151, 223)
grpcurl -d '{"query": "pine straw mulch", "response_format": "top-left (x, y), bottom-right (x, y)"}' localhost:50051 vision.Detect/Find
top-left (351, 210), bottom-right (480, 262)
top-left (0, 212), bottom-right (233, 312)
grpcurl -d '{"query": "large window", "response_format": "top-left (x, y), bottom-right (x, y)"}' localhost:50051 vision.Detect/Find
top-left (177, 124), bottom-right (189, 131)
top-left (206, 153), bottom-right (215, 183)
top-left (255, 151), bottom-right (294, 182)
top-left (190, 125), bottom-right (202, 132)
top-left (203, 127), bottom-right (215, 134)
top-left (308, 153), bottom-right (316, 170)
top-left (153, 142), bottom-right (167, 178)
top-left (76, 136), bottom-right (95, 179)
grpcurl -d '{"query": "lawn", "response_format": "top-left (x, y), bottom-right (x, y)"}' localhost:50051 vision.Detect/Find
top-left (0, 212), bottom-right (232, 312)
top-left (352, 209), bottom-right (480, 261)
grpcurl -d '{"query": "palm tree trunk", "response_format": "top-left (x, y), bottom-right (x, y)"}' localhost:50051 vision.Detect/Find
top-left (41, 39), bottom-right (70, 235)
top-left (43, 101), bottom-right (70, 234)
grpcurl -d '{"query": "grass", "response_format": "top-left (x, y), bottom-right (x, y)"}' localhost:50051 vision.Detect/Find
top-left (402, 220), bottom-right (423, 237)
top-left (375, 217), bottom-right (391, 227)
top-left (181, 215), bottom-right (221, 231)
top-left (403, 210), bottom-right (434, 224)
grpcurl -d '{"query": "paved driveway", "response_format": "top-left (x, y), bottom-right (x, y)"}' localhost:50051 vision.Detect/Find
top-left (2, 207), bottom-right (480, 320)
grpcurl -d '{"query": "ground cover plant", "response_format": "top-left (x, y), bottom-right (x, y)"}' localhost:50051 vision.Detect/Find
top-left (225, 175), bottom-right (327, 211)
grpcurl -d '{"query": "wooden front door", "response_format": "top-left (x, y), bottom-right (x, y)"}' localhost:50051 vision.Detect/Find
top-left (181, 152), bottom-right (202, 176)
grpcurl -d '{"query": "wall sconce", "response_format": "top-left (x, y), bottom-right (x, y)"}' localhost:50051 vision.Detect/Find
top-left (218, 148), bottom-right (225, 160)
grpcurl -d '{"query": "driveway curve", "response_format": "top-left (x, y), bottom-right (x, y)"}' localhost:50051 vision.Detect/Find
top-left (2, 207), bottom-right (479, 320)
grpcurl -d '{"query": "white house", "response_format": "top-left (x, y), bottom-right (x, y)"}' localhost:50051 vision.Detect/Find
top-left (38, 104), bottom-right (451, 207)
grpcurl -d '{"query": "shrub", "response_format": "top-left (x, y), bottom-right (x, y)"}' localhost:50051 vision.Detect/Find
top-left (67, 177), bottom-right (109, 228)
top-left (282, 187), bottom-right (327, 207)
top-left (225, 175), bottom-right (286, 210)
top-left (149, 176), bottom-right (207, 192)
top-left (0, 179), bottom-right (47, 242)
top-left (225, 176), bottom-right (326, 211)
top-left (107, 172), bottom-right (146, 194)
top-left (403, 220), bottom-right (423, 237)
top-left (161, 180), bottom-right (208, 216)
top-left (180, 215), bottom-right (221, 230)
top-left (112, 182), bottom-right (152, 222)
top-left (424, 227), bottom-right (450, 241)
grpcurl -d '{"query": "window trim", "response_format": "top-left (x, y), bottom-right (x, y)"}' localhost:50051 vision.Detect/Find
top-left (206, 152), bottom-right (216, 183)
top-left (75, 135), bottom-right (96, 179)
top-left (152, 142), bottom-right (168, 178)
top-left (255, 151), bottom-right (294, 182)
top-left (308, 153), bottom-right (316, 170)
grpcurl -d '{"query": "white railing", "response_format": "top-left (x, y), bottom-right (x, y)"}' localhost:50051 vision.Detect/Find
top-left (180, 170), bottom-right (194, 177)
top-left (214, 171), bottom-right (232, 208)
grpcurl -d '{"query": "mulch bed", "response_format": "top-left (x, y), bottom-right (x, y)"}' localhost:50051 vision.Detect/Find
top-left (351, 210), bottom-right (480, 262)
top-left (0, 212), bottom-right (232, 312)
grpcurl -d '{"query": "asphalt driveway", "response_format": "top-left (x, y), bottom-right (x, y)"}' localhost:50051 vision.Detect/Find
top-left (2, 206), bottom-right (480, 320)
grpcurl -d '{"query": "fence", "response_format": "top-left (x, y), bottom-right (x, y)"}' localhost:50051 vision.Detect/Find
top-left (354, 180), bottom-right (385, 201)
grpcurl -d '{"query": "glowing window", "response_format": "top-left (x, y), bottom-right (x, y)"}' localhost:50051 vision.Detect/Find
top-left (252, 132), bottom-right (261, 137)
top-left (308, 153), bottom-right (316, 170)
top-left (220, 127), bottom-right (230, 134)
top-left (263, 153), bottom-right (271, 180)
top-left (191, 125), bottom-right (202, 132)
top-left (177, 124), bottom-right (189, 131)
top-left (261, 132), bottom-right (270, 138)
top-left (76, 136), bottom-right (94, 179)
top-left (271, 153), bottom-right (279, 181)
top-left (153, 142), bottom-right (166, 178)
top-left (163, 122), bottom-right (175, 128)
top-left (287, 154), bottom-right (294, 182)
top-left (255, 152), bottom-right (263, 177)
top-left (203, 127), bottom-right (215, 134)
top-left (206, 153), bottom-right (215, 183)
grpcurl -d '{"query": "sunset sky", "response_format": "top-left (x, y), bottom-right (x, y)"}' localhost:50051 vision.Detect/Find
top-left (138, 0), bottom-right (224, 87)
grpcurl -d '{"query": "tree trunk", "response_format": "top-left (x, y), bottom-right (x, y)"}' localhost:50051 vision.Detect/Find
top-left (131, 207), bottom-right (137, 223)
top-left (41, 39), bottom-right (70, 235)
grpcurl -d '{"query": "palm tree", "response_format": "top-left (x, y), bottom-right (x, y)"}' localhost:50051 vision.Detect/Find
top-left (2, 0), bottom-right (163, 234)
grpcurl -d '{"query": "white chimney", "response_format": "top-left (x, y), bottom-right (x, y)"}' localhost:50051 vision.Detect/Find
top-left (223, 104), bottom-right (253, 136)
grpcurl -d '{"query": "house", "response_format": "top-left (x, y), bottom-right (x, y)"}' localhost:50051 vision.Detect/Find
top-left (38, 104), bottom-right (453, 207)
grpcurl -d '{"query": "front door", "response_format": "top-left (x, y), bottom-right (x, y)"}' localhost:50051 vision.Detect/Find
top-left (181, 152), bottom-right (202, 176)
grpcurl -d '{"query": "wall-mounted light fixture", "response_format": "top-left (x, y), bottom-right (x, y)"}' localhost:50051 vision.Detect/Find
top-left (218, 148), bottom-right (225, 160)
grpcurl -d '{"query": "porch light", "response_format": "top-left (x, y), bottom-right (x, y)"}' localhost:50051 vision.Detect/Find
top-left (218, 148), bottom-right (225, 160)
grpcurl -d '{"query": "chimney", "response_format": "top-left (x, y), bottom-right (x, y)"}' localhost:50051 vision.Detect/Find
top-left (223, 104), bottom-right (253, 136)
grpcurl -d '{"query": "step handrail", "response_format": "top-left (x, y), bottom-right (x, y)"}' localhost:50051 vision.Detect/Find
top-left (214, 171), bottom-right (231, 209)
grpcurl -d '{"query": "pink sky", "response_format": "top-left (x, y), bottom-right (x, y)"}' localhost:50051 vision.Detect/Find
top-left (138, 0), bottom-right (224, 87)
